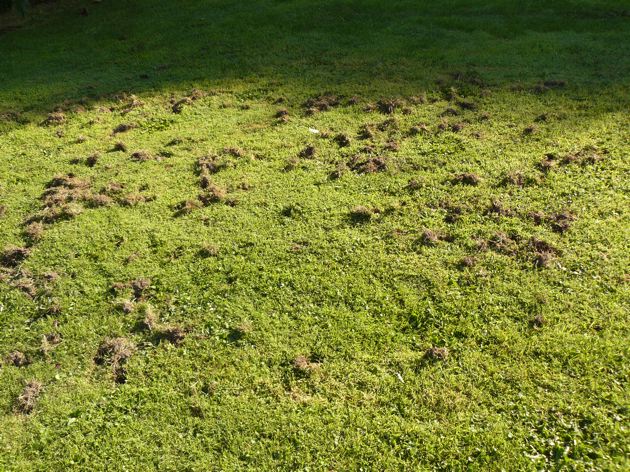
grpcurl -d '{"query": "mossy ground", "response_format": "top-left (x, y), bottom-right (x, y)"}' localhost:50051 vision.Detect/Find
top-left (0, 1), bottom-right (629, 470)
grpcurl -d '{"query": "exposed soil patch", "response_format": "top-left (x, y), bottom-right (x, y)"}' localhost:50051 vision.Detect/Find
top-left (15, 380), bottom-right (42, 414)
top-left (299, 145), bottom-right (316, 158)
top-left (347, 154), bottom-right (387, 174)
top-left (1, 246), bottom-right (30, 267)
top-left (5, 350), bottom-right (30, 367)
top-left (95, 337), bottom-right (135, 384)
top-left (548, 211), bottom-right (576, 234)
top-left (157, 325), bottom-right (187, 346)
top-left (333, 133), bottom-right (351, 147)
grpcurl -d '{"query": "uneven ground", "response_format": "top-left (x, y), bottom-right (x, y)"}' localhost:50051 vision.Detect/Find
top-left (0, 0), bottom-right (629, 470)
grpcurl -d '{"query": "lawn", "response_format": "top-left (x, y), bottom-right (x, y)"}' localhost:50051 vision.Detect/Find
top-left (0, 0), bottom-right (629, 470)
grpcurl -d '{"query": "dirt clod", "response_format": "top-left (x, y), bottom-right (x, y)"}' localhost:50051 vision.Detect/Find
top-left (425, 346), bottom-right (449, 361)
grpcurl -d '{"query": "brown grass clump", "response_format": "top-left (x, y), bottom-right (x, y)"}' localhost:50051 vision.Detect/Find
top-left (131, 278), bottom-right (151, 299)
top-left (299, 145), bottom-right (316, 158)
top-left (94, 337), bottom-right (136, 384)
top-left (459, 256), bottom-right (476, 268)
top-left (199, 184), bottom-right (227, 205)
top-left (425, 346), bottom-right (449, 361)
top-left (377, 98), bottom-right (402, 114)
top-left (1, 246), bottom-right (30, 267)
top-left (43, 112), bottom-right (65, 126)
top-left (198, 155), bottom-right (227, 175)
top-left (450, 122), bottom-right (465, 132)
top-left (357, 124), bottom-right (375, 140)
top-left (530, 238), bottom-right (558, 268)
top-left (292, 355), bottom-right (320, 376)
top-left (130, 150), bottom-right (153, 162)
top-left (174, 199), bottom-right (201, 216)
top-left (420, 229), bottom-right (440, 246)
top-left (86, 153), bottom-right (100, 167)
top-left (120, 193), bottom-right (147, 207)
top-left (303, 94), bottom-right (340, 112)
top-left (113, 123), bottom-right (135, 134)
top-left (199, 244), bottom-right (220, 258)
top-left (275, 108), bottom-right (289, 119)
top-left (383, 141), bottom-right (399, 152)
top-left (6, 351), bottom-right (30, 367)
top-left (456, 100), bottom-right (477, 111)
top-left (24, 222), bottom-right (45, 243)
top-left (136, 303), bottom-right (158, 331)
top-left (15, 380), bottom-right (42, 414)
top-left (223, 147), bottom-right (245, 158)
top-left (333, 134), bottom-right (351, 147)
top-left (452, 173), bottom-right (481, 186)
top-left (158, 325), bottom-right (187, 346)
top-left (523, 124), bottom-right (537, 135)
top-left (349, 206), bottom-right (373, 223)
top-left (0, 205), bottom-right (5, 218)
top-left (113, 141), bottom-right (128, 152)
top-left (172, 97), bottom-right (193, 113)
top-left (486, 200), bottom-right (513, 217)
top-left (377, 117), bottom-right (398, 131)
top-left (538, 153), bottom-right (557, 172)
top-left (347, 154), bottom-right (387, 174)
top-left (531, 314), bottom-right (546, 329)
top-left (548, 211), bottom-right (576, 234)
top-left (409, 124), bottom-right (428, 135)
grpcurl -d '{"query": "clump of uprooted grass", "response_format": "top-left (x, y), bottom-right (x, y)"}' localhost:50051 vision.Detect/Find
top-left (94, 337), bottom-right (136, 384)
top-left (15, 380), bottom-right (43, 414)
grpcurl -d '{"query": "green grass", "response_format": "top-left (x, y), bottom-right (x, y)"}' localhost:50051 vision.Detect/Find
top-left (1, 0), bottom-right (629, 470)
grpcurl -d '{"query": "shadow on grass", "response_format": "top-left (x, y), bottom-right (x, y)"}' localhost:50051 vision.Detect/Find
top-left (0, 0), bottom-right (629, 114)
